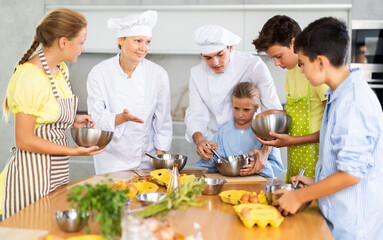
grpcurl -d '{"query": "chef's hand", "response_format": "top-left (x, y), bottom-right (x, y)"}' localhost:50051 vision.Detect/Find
top-left (291, 176), bottom-right (315, 188)
top-left (240, 157), bottom-right (255, 176)
top-left (72, 146), bottom-right (106, 156)
top-left (122, 109), bottom-right (144, 123)
top-left (257, 132), bottom-right (293, 148)
top-left (272, 189), bottom-right (302, 216)
top-left (240, 146), bottom-right (271, 176)
top-left (157, 150), bottom-right (166, 155)
top-left (73, 115), bottom-right (94, 128)
top-left (196, 139), bottom-right (217, 160)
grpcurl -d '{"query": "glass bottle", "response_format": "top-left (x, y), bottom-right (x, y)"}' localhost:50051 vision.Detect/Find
top-left (167, 163), bottom-right (181, 193)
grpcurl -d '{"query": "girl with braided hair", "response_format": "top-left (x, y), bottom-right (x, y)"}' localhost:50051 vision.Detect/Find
top-left (0, 8), bottom-right (104, 219)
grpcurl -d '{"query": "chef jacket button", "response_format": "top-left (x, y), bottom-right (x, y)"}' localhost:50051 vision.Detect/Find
top-left (240, 130), bottom-right (244, 134)
top-left (239, 151), bottom-right (243, 154)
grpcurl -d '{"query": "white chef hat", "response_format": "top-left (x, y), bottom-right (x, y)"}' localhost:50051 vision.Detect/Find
top-left (108, 10), bottom-right (158, 38)
top-left (193, 24), bottom-right (242, 54)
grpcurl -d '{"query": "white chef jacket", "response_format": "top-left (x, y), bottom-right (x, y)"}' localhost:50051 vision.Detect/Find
top-left (87, 54), bottom-right (173, 174)
top-left (185, 51), bottom-right (282, 143)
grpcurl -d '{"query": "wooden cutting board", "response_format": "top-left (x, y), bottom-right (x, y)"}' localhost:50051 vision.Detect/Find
top-left (69, 169), bottom-right (205, 188)
top-left (203, 172), bottom-right (267, 183)
top-left (0, 227), bottom-right (48, 240)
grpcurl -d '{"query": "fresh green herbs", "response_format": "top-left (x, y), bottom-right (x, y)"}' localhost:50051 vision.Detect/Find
top-left (135, 177), bottom-right (207, 219)
top-left (67, 179), bottom-right (128, 239)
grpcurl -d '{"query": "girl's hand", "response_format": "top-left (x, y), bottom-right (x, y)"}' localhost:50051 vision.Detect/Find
top-left (240, 157), bottom-right (255, 176)
top-left (73, 115), bottom-right (94, 128)
top-left (72, 146), bottom-right (106, 156)
top-left (272, 189), bottom-right (302, 216)
top-left (257, 132), bottom-right (292, 148)
top-left (291, 176), bottom-right (315, 188)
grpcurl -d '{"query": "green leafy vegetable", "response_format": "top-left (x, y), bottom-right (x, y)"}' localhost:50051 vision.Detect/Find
top-left (135, 177), bottom-right (207, 219)
top-left (67, 179), bottom-right (128, 239)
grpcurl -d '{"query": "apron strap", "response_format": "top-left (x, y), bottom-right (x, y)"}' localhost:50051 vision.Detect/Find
top-left (38, 50), bottom-right (72, 98)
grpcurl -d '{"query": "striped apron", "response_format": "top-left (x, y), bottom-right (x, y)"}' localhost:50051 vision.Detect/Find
top-left (2, 50), bottom-right (78, 219)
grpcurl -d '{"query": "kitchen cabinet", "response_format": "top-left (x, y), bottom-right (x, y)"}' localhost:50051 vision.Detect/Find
top-left (46, 4), bottom-right (351, 54)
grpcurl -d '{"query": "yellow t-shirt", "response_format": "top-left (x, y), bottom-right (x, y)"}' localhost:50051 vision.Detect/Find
top-left (285, 64), bottom-right (329, 133)
top-left (6, 62), bottom-right (74, 130)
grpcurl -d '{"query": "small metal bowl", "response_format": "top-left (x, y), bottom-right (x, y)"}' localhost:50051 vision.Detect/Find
top-left (197, 178), bottom-right (227, 195)
top-left (251, 113), bottom-right (291, 140)
top-left (264, 184), bottom-right (312, 212)
top-left (71, 127), bottom-right (113, 149)
top-left (54, 209), bottom-right (87, 233)
top-left (135, 192), bottom-right (167, 206)
top-left (150, 154), bottom-right (188, 171)
top-left (215, 155), bottom-right (249, 177)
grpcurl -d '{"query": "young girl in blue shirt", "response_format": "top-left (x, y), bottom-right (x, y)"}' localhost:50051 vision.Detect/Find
top-left (197, 82), bottom-right (283, 178)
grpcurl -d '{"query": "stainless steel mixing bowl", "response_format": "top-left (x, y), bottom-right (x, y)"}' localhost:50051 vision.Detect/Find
top-left (251, 113), bottom-right (291, 140)
top-left (54, 209), bottom-right (86, 233)
top-left (264, 184), bottom-right (312, 212)
top-left (71, 127), bottom-right (113, 149)
top-left (197, 177), bottom-right (227, 195)
top-left (135, 192), bottom-right (167, 206)
top-left (150, 154), bottom-right (188, 171)
top-left (215, 155), bottom-right (249, 177)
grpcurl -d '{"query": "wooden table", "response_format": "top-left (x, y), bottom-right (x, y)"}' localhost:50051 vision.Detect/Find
top-left (0, 170), bottom-right (334, 240)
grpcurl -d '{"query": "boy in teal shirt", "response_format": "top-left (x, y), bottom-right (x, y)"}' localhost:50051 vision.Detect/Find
top-left (274, 17), bottom-right (383, 240)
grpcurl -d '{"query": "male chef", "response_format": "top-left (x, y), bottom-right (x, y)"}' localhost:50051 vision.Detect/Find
top-left (185, 24), bottom-right (282, 175)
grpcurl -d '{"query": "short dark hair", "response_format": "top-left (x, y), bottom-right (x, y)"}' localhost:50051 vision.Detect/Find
top-left (294, 17), bottom-right (349, 67)
top-left (252, 15), bottom-right (301, 53)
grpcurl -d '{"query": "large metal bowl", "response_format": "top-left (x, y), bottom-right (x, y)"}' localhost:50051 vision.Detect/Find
top-left (215, 155), bottom-right (249, 177)
top-left (150, 154), bottom-right (188, 171)
top-left (251, 113), bottom-right (291, 140)
top-left (264, 184), bottom-right (312, 212)
top-left (54, 209), bottom-right (86, 233)
top-left (70, 127), bottom-right (113, 149)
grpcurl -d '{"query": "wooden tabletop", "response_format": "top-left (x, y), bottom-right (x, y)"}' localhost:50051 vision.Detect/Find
top-left (0, 170), bottom-right (334, 240)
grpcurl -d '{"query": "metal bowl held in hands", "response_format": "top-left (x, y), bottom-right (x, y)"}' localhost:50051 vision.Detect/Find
top-left (251, 113), bottom-right (291, 140)
top-left (54, 209), bottom-right (87, 233)
top-left (135, 192), bottom-right (167, 206)
top-left (150, 154), bottom-right (188, 171)
top-left (264, 184), bottom-right (312, 212)
top-left (215, 155), bottom-right (249, 177)
top-left (71, 127), bottom-right (113, 149)
top-left (197, 177), bottom-right (227, 195)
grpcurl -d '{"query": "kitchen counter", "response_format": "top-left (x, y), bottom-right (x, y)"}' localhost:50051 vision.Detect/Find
top-left (0, 170), bottom-right (334, 240)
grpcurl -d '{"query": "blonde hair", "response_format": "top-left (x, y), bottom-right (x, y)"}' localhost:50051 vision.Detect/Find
top-left (232, 82), bottom-right (261, 109)
top-left (3, 8), bottom-right (87, 119)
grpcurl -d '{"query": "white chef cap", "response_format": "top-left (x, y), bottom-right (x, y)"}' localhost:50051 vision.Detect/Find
top-left (193, 24), bottom-right (242, 54)
top-left (108, 10), bottom-right (158, 38)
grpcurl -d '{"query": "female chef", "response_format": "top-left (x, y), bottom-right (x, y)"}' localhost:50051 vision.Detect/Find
top-left (87, 10), bottom-right (173, 174)
top-left (1, 8), bottom-right (104, 219)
